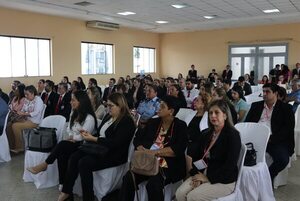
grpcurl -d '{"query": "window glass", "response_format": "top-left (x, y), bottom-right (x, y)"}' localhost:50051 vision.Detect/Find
top-left (133, 47), bottom-right (155, 73)
top-left (81, 42), bottom-right (113, 75)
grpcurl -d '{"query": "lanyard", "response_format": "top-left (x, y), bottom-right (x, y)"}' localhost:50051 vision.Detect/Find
top-left (202, 132), bottom-right (220, 160)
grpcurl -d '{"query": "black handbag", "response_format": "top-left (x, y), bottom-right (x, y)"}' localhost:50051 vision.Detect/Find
top-left (244, 142), bottom-right (257, 166)
top-left (79, 142), bottom-right (109, 157)
top-left (22, 127), bottom-right (57, 153)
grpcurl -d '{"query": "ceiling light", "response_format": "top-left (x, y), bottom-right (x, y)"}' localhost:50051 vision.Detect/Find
top-left (74, 1), bottom-right (93, 6)
top-left (171, 4), bottom-right (187, 9)
top-left (155, 21), bottom-right (169, 24)
top-left (117, 11), bottom-right (136, 16)
top-left (204, 15), bottom-right (216, 19)
top-left (263, 9), bottom-right (280, 13)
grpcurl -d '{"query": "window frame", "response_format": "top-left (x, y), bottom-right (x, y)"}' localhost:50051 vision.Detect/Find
top-left (0, 34), bottom-right (52, 78)
top-left (133, 46), bottom-right (156, 74)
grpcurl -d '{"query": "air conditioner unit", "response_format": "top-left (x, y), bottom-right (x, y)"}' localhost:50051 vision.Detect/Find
top-left (86, 21), bottom-right (120, 31)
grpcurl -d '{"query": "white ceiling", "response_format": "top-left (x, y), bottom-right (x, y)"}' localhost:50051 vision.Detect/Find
top-left (0, 0), bottom-right (300, 33)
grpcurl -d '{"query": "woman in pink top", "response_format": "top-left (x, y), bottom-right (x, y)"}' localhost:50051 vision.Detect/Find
top-left (9, 84), bottom-right (26, 112)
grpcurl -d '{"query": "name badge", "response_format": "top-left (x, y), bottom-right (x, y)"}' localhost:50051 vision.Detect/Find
top-left (193, 159), bottom-right (207, 170)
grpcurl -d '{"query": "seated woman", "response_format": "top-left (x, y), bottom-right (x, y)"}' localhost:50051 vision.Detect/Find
top-left (212, 88), bottom-right (238, 124)
top-left (9, 84), bottom-right (26, 113)
top-left (119, 95), bottom-right (188, 201)
top-left (187, 92), bottom-right (209, 142)
top-left (57, 93), bottom-right (136, 201)
top-left (27, 90), bottom-right (97, 189)
top-left (260, 75), bottom-right (269, 85)
top-left (231, 85), bottom-right (249, 122)
top-left (169, 84), bottom-right (187, 108)
top-left (87, 86), bottom-right (106, 120)
top-left (176, 100), bottom-right (241, 201)
top-left (7, 85), bottom-right (44, 153)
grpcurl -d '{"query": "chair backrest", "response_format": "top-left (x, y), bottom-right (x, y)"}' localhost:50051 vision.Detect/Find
top-left (39, 115), bottom-right (66, 141)
top-left (235, 122), bottom-right (270, 163)
top-left (1, 111), bottom-right (9, 136)
top-left (176, 108), bottom-right (197, 125)
top-left (0, 111), bottom-right (11, 162)
top-left (235, 144), bottom-right (247, 189)
top-left (41, 104), bottom-right (47, 118)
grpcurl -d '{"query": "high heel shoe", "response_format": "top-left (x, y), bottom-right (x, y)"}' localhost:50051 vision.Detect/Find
top-left (58, 193), bottom-right (74, 201)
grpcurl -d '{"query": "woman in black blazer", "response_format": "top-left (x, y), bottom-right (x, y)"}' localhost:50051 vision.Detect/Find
top-left (119, 95), bottom-right (188, 201)
top-left (57, 93), bottom-right (136, 201)
top-left (176, 100), bottom-right (241, 201)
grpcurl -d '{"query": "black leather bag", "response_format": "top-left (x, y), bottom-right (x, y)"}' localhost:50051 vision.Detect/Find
top-left (244, 142), bottom-right (257, 166)
top-left (23, 127), bottom-right (57, 153)
top-left (79, 142), bottom-right (109, 157)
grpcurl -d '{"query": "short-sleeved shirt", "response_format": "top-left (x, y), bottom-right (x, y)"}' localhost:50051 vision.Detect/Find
top-left (233, 99), bottom-right (249, 122)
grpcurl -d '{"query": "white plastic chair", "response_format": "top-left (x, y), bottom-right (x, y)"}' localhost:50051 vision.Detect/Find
top-left (235, 123), bottom-right (275, 201)
top-left (23, 115), bottom-right (66, 189)
top-left (0, 112), bottom-right (11, 162)
top-left (212, 144), bottom-right (247, 201)
top-left (41, 104), bottom-right (47, 119)
top-left (235, 122), bottom-right (270, 163)
top-left (73, 138), bottom-right (135, 200)
top-left (176, 108), bottom-right (197, 125)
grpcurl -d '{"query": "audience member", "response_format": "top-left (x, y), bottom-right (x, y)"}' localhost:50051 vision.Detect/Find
top-left (223, 79), bottom-right (233, 101)
top-left (183, 79), bottom-right (199, 108)
top-left (260, 75), bottom-right (269, 84)
top-left (137, 84), bottom-right (160, 123)
top-left (77, 76), bottom-right (86, 90)
top-left (132, 78), bottom-right (145, 108)
top-left (59, 93), bottom-right (135, 201)
top-left (176, 100), bottom-right (241, 201)
top-left (269, 64), bottom-right (281, 83)
top-left (0, 88), bottom-right (10, 104)
top-left (27, 90), bottom-right (97, 194)
top-left (8, 84), bottom-right (25, 113)
top-left (231, 85), bottom-right (249, 122)
top-left (37, 79), bottom-right (46, 96)
top-left (103, 78), bottom-right (116, 102)
top-left (222, 65), bottom-right (232, 85)
top-left (119, 95), bottom-right (188, 201)
top-left (169, 84), bottom-right (187, 108)
top-left (62, 76), bottom-right (71, 91)
top-left (245, 83), bottom-right (295, 181)
top-left (9, 80), bottom-right (21, 102)
top-left (87, 86), bottom-right (106, 120)
top-left (42, 80), bottom-right (59, 118)
top-left (234, 76), bottom-right (252, 96)
top-left (55, 83), bottom-right (72, 121)
top-left (71, 80), bottom-right (81, 93)
top-left (188, 64), bottom-right (197, 83)
top-left (244, 73), bottom-right (255, 85)
top-left (286, 79), bottom-right (300, 113)
top-left (7, 85), bottom-right (44, 153)
top-left (116, 84), bottom-right (134, 109)
top-left (292, 63), bottom-right (300, 79)
top-left (88, 78), bottom-right (102, 98)
top-left (208, 69), bottom-right (217, 83)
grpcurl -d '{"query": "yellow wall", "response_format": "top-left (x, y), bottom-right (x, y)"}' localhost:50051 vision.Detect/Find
top-left (160, 23), bottom-right (300, 78)
top-left (0, 7), bottom-right (160, 93)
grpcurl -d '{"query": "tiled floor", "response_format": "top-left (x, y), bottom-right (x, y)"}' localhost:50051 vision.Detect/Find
top-left (0, 153), bottom-right (299, 201)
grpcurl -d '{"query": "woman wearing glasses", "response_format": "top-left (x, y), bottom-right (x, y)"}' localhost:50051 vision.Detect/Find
top-left (58, 93), bottom-right (136, 201)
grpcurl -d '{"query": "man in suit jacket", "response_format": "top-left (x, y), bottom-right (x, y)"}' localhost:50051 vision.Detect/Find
top-left (55, 83), bottom-right (72, 122)
top-left (103, 78), bottom-right (116, 102)
top-left (245, 83), bottom-right (295, 181)
top-left (234, 76), bottom-right (252, 96)
top-left (42, 80), bottom-right (59, 118)
top-left (222, 65), bottom-right (233, 85)
top-left (292, 62), bottom-right (300, 79)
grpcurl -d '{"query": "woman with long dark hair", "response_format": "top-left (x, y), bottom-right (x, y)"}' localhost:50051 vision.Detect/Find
top-left (27, 90), bottom-right (97, 189)
top-left (58, 93), bottom-right (136, 201)
top-left (77, 77), bottom-right (86, 90)
top-left (231, 85), bottom-right (249, 122)
top-left (169, 84), bottom-right (187, 108)
top-left (176, 100), bottom-right (241, 201)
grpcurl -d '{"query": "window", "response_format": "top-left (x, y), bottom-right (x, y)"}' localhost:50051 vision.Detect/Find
top-left (133, 47), bottom-right (155, 74)
top-left (0, 36), bottom-right (51, 77)
top-left (228, 43), bottom-right (288, 81)
top-left (81, 42), bottom-right (113, 74)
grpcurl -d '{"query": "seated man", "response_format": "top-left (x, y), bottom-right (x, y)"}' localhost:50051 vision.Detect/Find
top-left (234, 76), bottom-right (252, 96)
top-left (137, 84), bottom-right (160, 124)
top-left (182, 79), bottom-right (199, 108)
top-left (245, 83), bottom-right (295, 181)
top-left (286, 78), bottom-right (300, 113)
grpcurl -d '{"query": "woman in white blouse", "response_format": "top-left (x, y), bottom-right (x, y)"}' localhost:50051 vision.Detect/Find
top-left (27, 90), bottom-right (97, 188)
top-left (8, 85), bottom-right (44, 153)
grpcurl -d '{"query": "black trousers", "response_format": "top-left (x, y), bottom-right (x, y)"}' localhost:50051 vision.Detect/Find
top-left (267, 143), bottom-right (290, 180)
top-left (45, 140), bottom-right (80, 184)
top-left (118, 170), bottom-right (171, 201)
top-left (62, 150), bottom-right (111, 201)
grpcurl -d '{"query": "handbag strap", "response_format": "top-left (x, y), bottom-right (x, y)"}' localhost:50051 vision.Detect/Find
top-left (130, 170), bottom-right (140, 201)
